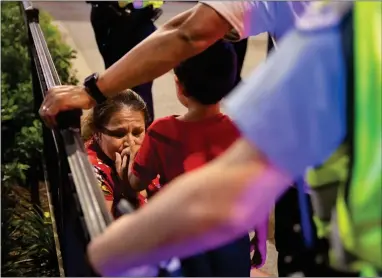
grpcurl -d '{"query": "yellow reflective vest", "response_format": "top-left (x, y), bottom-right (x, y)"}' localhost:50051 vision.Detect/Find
top-left (118, 0), bottom-right (163, 9)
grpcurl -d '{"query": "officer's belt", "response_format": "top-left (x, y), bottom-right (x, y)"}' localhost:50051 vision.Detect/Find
top-left (90, 2), bottom-right (155, 19)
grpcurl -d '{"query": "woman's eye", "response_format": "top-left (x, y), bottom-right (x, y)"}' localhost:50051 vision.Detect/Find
top-left (101, 127), bottom-right (127, 138)
top-left (132, 129), bottom-right (143, 137)
top-left (110, 132), bottom-right (126, 138)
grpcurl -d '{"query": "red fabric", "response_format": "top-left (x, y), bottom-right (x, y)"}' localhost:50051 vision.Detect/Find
top-left (132, 114), bottom-right (240, 187)
top-left (86, 139), bottom-right (116, 202)
top-left (85, 138), bottom-right (156, 215)
top-left (131, 115), bottom-right (265, 268)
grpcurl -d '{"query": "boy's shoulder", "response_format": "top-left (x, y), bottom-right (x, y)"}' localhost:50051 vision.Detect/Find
top-left (219, 114), bottom-right (235, 124)
top-left (212, 113), bottom-right (237, 128)
top-left (147, 115), bottom-right (178, 135)
top-left (217, 114), bottom-right (240, 133)
top-left (148, 114), bottom-right (238, 133)
top-left (149, 115), bottom-right (176, 128)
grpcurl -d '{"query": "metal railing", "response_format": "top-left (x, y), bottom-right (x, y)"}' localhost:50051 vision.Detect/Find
top-left (20, 2), bottom-right (113, 276)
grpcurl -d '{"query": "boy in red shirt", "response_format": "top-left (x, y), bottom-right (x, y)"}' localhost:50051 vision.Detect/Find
top-left (127, 41), bottom-right (252, 276)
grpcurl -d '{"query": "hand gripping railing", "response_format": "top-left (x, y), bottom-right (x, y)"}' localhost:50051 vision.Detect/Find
top-left (20, 2), bottom-right (113, 276)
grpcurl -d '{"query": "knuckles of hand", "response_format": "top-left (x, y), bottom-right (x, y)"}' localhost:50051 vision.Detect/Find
top-left (39, 85), bottom-right (95, 121)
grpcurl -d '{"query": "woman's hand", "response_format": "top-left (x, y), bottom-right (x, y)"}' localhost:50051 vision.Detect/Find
top-left (115, 150), bottom-right (129, 182)
top-left (39, 85), bottom-right (96, 128)
top-left (127, 144), bottom-right (140, 163)
top-left (115, 142), bottom-right (140, 182)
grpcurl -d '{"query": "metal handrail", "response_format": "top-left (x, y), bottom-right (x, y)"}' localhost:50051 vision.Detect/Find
top-left (21, 1), bottom-right (113, 275)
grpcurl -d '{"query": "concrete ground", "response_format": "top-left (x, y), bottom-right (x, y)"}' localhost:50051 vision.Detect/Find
top-left (33, 1), bottom-right (277, 276)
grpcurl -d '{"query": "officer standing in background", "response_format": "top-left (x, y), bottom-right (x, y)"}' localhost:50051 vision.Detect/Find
top-left (87, 1), bottom-right (163, 124)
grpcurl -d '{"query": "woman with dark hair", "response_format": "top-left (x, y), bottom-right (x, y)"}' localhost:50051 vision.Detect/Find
top-left (82, 89), bottom-right (159, 218)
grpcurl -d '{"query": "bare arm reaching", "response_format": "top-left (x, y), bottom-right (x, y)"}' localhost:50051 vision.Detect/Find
top-left (87, 138), bottom-right (291, 276)
top-left (39, 3), bottom-right (230, 126)
top-left (39, 1), bottom-right (306, 127)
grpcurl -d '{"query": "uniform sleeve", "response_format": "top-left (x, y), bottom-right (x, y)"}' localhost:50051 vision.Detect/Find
top-left (200, 1), bottom-right (277, 40)
top-left (93, 165), bottom-right (114, 201)
top-left (132, 128), bottom-right (160, 183)
top-left (223, 28), bottom-right (347, 179)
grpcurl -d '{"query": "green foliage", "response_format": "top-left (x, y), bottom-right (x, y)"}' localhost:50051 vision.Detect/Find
top-left (1, 1), bottom-right (78, 184)
top-left (1, 2), bottom-right (78, 276)
top-left (1, 186), bottom-right (60, 277)
top-left (39, 11), bottom-right (78, 85)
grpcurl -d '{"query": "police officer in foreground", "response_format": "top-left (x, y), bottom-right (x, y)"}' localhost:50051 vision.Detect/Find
top-left (40, 1), bottom-right (381, 277)
top-left (87, 1), bottom-right (163, 124)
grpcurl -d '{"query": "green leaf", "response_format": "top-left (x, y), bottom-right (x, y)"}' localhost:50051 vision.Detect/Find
top-left (2, 2), bottom-right (76, 276)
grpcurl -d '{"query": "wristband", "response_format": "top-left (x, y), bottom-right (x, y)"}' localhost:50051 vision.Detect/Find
top-left (84, 73), bottom-right (107, 104)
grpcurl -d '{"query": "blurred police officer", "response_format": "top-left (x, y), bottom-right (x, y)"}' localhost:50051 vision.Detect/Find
top-left (87, 1), bottom-right (163, 124)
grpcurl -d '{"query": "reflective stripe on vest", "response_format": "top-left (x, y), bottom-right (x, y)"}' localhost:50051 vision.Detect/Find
top-left (119, 0), bottom-right (163, 9)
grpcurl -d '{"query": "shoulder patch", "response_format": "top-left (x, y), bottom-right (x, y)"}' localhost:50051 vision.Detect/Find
top-left (296, 2), bottom-right (352, 32)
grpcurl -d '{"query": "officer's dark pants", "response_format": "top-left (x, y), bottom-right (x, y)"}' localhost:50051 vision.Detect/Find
top-left (181, 234), bottom-right (251, 277)
top-left (275, 187), bottom-right (359, 277)
top-left (90, 5), bottom-right (156, 124)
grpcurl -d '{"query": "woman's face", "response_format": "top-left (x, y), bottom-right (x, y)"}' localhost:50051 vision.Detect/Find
top-left (98, 106), bottom-right (146, 161)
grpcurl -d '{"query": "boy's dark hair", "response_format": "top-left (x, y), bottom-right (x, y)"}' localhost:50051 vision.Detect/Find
top-left (174, 40), bottom-right (237, 105)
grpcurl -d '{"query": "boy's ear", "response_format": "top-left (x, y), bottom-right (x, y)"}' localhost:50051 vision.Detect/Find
top-left (173, 74), bottom-right (179, 84)
top-left (174, 74), bottom-right (183, 94)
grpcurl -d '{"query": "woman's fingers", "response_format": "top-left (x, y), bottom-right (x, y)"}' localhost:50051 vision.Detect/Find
top-left (115, 152), bottom-right (122, 177)
top-left (116, 150), bottom-right (129, 180)
top-left (129, 145), bottom-right (140, 160)
top-left (115, 154), bottom-right (128, 182)
top-left (122, 155), bottom-right (128, 172)
top-left (121, 147), bottom-right (131, 158)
